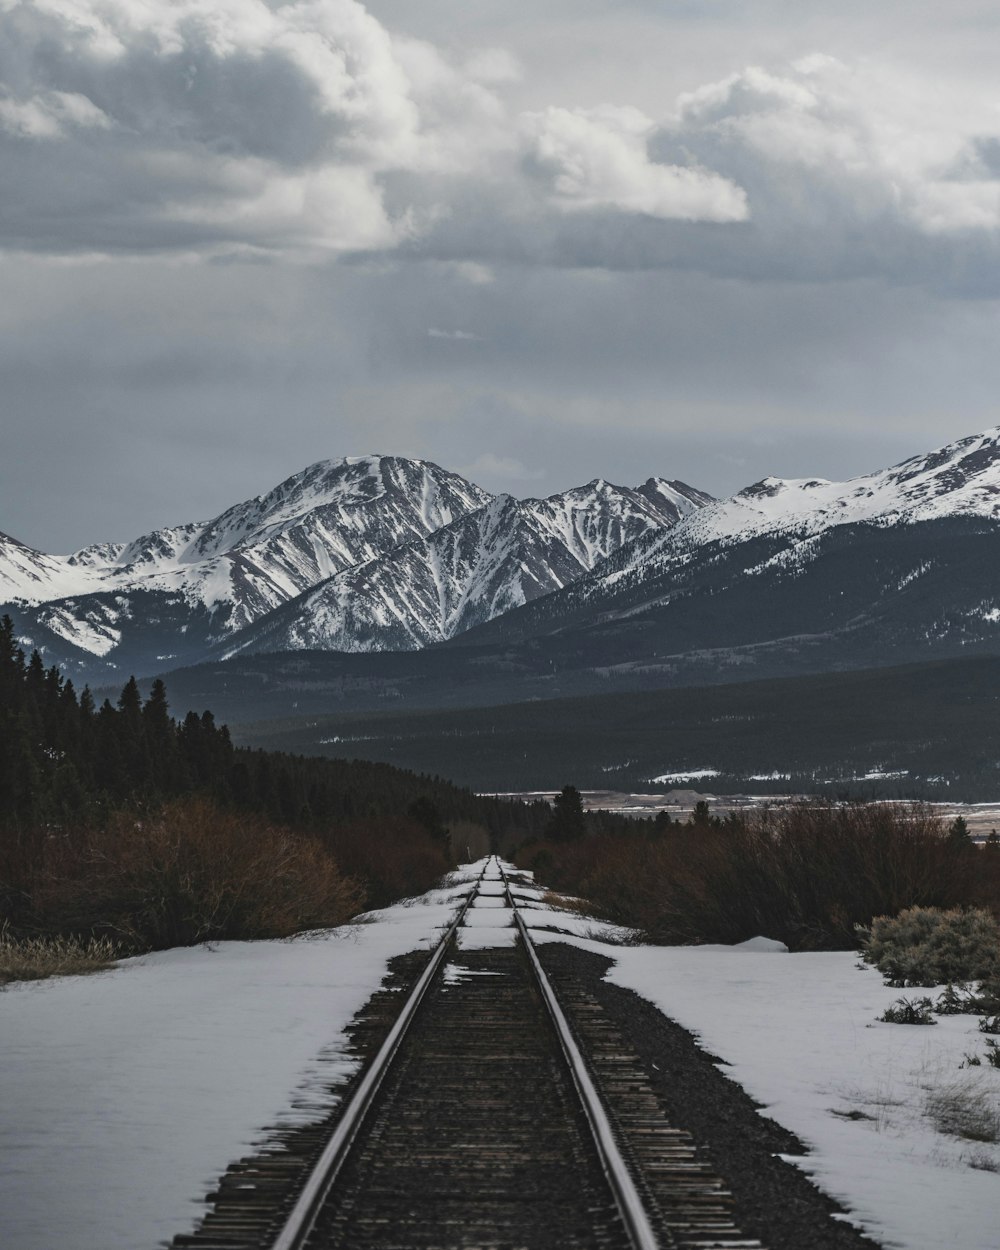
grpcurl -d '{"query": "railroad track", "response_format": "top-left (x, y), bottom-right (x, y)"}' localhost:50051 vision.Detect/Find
top-left (175, 859), bottom-right (762, 1250)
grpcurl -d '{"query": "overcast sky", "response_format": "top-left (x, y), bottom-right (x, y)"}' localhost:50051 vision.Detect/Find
top-left (5, 0), bottom-right (1000, 550)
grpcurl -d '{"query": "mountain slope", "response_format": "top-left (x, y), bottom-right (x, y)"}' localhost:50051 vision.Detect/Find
top-left (457, 425), bottom-right (1000, 650)
top-left (2, 456), bottom-right (493, 676)
top-left (2, 457), bottom-right (711, 679)
top-left (216, 478), bottom-right (709, 656)
top-left (233, 651), bottom-right (1000, 799)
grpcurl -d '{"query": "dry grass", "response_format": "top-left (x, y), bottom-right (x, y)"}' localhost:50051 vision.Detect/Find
top-left (926, 1079), bottom-right (1000, 1143)
top-left (0, 924), bottom-right (119, 986)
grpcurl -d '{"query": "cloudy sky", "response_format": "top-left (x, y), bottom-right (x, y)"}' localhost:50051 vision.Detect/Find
top-left (5, 0), bottom-right (1000, 550)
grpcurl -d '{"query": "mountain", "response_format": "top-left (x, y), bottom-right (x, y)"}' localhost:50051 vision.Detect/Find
top-left (457, 425), bottom-right (1000, 650)
top-left (215, 478), bottom-right (709, 657)
top-left (1, 456), bottom-right (491, 677)
top-left (0, 457), bottom-right (709, 680)
top-left (11, 425), bottom-right (1000, 713)
top-left (129, 425), bottom-right (1000, 730)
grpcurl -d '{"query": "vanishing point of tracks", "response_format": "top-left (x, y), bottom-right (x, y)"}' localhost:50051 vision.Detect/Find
top-left (175, 860), bottom-right (763, 1250)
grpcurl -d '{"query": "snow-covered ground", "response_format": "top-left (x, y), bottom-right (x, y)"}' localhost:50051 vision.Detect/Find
top-left (0, 868), bottom-right (483, 1250)
top-left (528, 931), bottom-right (1000, 1250)
top-left (1, 861), bottom-right (997, 1250)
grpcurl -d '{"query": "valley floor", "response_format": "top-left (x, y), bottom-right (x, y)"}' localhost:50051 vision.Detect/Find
top-left (0, 864), bottom-right (996, 1249)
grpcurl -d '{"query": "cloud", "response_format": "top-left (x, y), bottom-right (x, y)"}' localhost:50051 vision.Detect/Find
top-left (0, 0), bottom-right (754, 260)
top-left (459, 453), bottom-right (545, 485)
top-left (4, 4), bottom-right (1000, 288)
top-left (662, 55), bottom-right (1000, 259)
top-left (0, 0), bottom-right (505, 256)
top-left (401, 53), bottom-right (1000, 291)
top-left (427, 327), bottom-right (480, 340)
top-left (519, 104), bottom-right (748, 221)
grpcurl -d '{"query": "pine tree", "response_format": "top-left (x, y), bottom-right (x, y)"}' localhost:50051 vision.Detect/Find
top-left (546, 784), bottom-right (586, 842)
top-left (948, 816), bottom-right (973, 849)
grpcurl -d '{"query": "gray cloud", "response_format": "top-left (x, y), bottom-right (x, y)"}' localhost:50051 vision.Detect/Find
top-left (0, 0), bottom-right (750, 260)
top-left (4, 246), bottom-right (999, 551)
top-left (5, 1), bottom-right (1000, 554)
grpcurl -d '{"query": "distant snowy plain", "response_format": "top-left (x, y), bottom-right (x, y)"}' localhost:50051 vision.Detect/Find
top-left (0, 862), bottom-right (997, 1250)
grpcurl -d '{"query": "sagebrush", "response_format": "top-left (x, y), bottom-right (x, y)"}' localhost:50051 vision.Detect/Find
top-left (860, 906), bottom-right (1000, 986)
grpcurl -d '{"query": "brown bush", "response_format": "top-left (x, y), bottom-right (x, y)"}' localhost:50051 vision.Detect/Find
top-left (318, 816), bottom-right (452, 911)
top-left (518, 802), bottom-right (986, 950)
top-left (29, 797), bottom-right (362, 950)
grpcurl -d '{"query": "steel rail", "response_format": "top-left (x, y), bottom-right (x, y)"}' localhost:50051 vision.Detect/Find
top-left (271, 864), bottom-right (487, 1250)
top-left (499, 862), bottom-right (662, 1250)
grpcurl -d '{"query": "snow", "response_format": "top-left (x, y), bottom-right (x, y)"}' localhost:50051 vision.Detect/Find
top-left (532, 930), bottom-right (1000, 1250)
top-left (650, 768), bottom-right (720, 783)
top-left (3, 859), bottom-right (997, 1250)
top-left (0, 867), bottom-right (483, 1250)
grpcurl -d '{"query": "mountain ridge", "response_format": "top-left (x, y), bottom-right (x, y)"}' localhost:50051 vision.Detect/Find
top-left (1, 455), bottom-right (710, 679)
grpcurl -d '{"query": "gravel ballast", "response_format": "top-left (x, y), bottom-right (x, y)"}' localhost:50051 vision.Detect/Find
top-left (539, 941), bottom-right (883, 1250)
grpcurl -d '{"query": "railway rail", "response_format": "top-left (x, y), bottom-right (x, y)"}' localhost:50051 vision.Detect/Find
top-left (175, 858), bottom-right (762, 1250)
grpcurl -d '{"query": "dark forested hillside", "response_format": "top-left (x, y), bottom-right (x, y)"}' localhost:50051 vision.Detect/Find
top-left (234, 652), bottom-right (1000, 800)
top-left (0, 615), bottom-right (544, 836)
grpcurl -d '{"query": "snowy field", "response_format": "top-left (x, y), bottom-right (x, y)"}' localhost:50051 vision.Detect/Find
top-left (0, 867), bottom-right (485, 1250)
top-left (1, 861), bottom-right (997, 1250)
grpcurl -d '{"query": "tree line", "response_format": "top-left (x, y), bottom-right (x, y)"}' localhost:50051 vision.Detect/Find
top-left (0, 615), bottom-right (567, 945)
top-left (0, 615), bottom-right (549, 839)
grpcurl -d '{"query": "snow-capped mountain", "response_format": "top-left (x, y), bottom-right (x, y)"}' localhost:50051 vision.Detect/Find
top-left (12, 425), bottom-right (1000, 702)
top-left (0, 532), bottom-right (102, 604)
top-left (0, 457), bottom-right (709, 679)
top-left (644, 424), bottom-right (1000, 554)
top-left (216, 477), bottom-right (709, 656)
top-left (462, 425), bottom-right (1000, 646)
top-left (1, 457), bottom-right (491, 674)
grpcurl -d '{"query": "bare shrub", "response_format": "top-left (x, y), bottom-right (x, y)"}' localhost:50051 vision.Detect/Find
top-left (31, 797), bottom-right (362, 950)
top-left (0, 923), bottom-right (119, 985)
top-left (860, 906), bottom-right (1000, 986)
top-left (318, 816), bottom-right (451, 911)
top-left (519, 802), bottom-right (977, 949)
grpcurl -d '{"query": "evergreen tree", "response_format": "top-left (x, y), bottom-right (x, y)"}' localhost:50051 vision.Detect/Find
top-left (690, 800), bottom-right (713, 827)
top-left (948, 815), bottom-right (973, 850)
top-left (546, 784), bottom-right (586, 842)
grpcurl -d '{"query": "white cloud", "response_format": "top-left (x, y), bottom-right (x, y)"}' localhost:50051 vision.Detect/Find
top-left (4, 2), bottom-right (1000, 276)
top-left (671, 55), bottom-right (1000, 236)
top-left (519, 104), bottom-right (749, 222)
top-left (0, 89), bottom-right (111, 139)
top-left (0, 0), bottom-right (506, 256)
